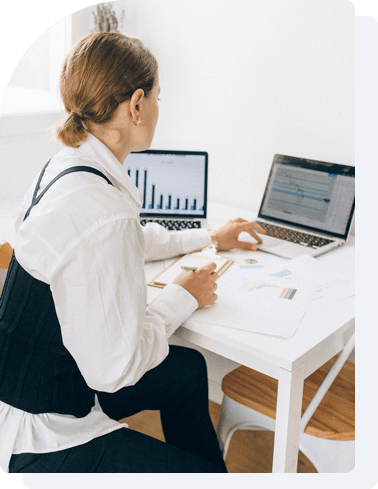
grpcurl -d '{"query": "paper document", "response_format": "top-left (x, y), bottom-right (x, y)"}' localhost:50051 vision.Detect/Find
top-left (268, 254), bottom-right (354, 304)
top-left (190, 252), bottom-right (353, 339)
top-left (191, 260), bottom-right (316, 339)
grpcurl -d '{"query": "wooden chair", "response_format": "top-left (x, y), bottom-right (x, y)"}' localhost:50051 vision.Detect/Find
top-left (0, 241), bottom-right (13, 295)
top-left (217, 334), bottom-right (355, 473)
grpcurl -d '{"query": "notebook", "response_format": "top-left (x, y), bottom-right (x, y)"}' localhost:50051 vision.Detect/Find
top-left (252, 154), bottom-right (355, 258)
top-left (148, 246), bottom-right (233, 288)
top-left (125, 150), bottom-right (208, 230)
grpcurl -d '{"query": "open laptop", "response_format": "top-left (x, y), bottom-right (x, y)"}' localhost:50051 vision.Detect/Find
top-left (254, 154), bottom-right (355, 258)
top-left (125, 150), bottom-right (208, 230)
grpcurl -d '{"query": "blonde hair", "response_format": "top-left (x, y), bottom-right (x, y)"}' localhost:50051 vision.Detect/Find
top-left (55, 32), bottom-right (158, 148)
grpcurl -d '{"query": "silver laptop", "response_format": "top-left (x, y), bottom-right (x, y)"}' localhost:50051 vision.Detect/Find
top-left (254, 154), bottom-right (355, 258)
top-left (126, 150), bottom-right (208, 230)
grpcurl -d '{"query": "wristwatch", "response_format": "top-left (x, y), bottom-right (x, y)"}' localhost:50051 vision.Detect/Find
top-left (207, 229), bottom-right (219, 249)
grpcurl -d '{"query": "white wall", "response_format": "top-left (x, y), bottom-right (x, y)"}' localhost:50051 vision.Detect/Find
top-left (121, 0), bottom-right (355, 211)
top-left (0, 111), bottom-right (64, 246)
top-left (0, 0), bottom-right (355, 214)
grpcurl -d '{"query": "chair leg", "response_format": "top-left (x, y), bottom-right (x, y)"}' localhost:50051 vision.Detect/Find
top-left (218, 395), bottom-right (355, 473)
top-left (299, 433), bottom-right (355, 473)
top-left (217, 395), bottom-right (275, 459)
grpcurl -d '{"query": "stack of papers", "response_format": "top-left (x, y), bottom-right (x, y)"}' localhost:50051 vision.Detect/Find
top-left (268, 254), bottom-right (355, 304)
top-left (191, 254), bottom-right (354, 339)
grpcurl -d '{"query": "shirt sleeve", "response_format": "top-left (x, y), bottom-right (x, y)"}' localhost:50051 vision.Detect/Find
top-left (49, 217), bottom-right (198, 393)
top-left (143, 222), bottom-right (212, 262)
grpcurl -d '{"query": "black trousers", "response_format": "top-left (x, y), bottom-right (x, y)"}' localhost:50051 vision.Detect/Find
top-left (9, 346), bottom-right (227, 473)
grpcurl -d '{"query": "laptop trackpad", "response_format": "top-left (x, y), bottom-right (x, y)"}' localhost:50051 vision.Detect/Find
top-left (239, 232), bottom-right (282, 249)
top-left (256, 235), bottom-right (283, 249)
top-left (257, 237), bottom-right (298, 256)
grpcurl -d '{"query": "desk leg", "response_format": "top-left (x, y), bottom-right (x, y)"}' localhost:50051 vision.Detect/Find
top-left (272, 364), bottom-right (305, 473)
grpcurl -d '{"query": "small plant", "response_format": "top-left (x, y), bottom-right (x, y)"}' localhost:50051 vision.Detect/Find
top-left (92, 2), bottom-right (125, 32)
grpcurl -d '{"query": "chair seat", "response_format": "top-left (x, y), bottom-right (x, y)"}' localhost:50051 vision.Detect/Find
top-left (0, 241), bottom-right (13, 269)
top-left (222, 356), bottom-right (354, 441)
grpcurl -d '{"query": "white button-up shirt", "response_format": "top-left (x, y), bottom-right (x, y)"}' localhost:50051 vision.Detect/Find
top-left (0, 133), bottom-right (211, 472)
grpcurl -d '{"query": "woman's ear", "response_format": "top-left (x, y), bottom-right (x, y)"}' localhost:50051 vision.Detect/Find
top-left (129, 88), bottom-right (145, 123)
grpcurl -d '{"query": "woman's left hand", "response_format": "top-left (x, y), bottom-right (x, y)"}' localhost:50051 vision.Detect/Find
top-left (213, 218), bottom-right (266, 251)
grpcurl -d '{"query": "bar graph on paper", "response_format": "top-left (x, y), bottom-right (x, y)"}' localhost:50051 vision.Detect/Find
top-left (246, 282), bottom-right (298, 300)
top-left (125, 152), bottom-right (206, 216)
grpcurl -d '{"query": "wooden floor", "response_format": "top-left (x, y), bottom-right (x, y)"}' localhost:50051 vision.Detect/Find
top-left (120, 400), bottom-right (317, 473)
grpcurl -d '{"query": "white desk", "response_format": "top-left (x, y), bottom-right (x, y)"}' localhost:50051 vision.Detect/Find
top-left (145, 203), bottom-right (355, 473)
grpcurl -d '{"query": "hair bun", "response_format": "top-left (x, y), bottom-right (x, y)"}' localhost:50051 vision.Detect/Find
top-left (71, 109), bottom-right (83, 118)
top-left (55, 112), bottom-right (87, 148)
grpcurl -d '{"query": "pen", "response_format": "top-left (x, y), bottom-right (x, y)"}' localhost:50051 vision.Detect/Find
top-left (181, 265), bottom-right (198, 271)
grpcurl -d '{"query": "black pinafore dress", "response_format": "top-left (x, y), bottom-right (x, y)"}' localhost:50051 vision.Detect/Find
top-left (0, 161), bottom-right (113, 417)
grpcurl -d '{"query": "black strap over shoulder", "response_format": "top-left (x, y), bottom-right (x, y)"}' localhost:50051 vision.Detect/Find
top-left (24, 163), bottom-right (113, 221)
top-left (0, 160), bottom-right (114, 418)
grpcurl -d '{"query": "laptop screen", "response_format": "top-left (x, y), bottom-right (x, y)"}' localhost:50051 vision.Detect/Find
top-left (125, 150), bottom-right (208, 219)
top-left (258, 154), bottom-right (355, 240)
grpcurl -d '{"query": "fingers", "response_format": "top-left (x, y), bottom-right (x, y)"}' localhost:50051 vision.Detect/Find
top-left (225, 219), bottom-right (264, 250)
top-left (230, 218), bottom-right (266, 240)
top-left (231, 218), bottom-right (265, 233)
top-left (196, 263), bottom-right (218, 283)
top-left (199, 261), bottom-right (217, 273)
top-left (175, 260), bottom-right (219, 309)
top-left (198, 264), bottom-right (218, 304)
top-left (238, 220), bottom-right (266, 234)
top-left (231, 217), bottom-right (248, 223)
top-left (210, 293), bottom-right (218, 304)
top-left (236, 222), bottom-right (265, 244)
top-left (231, 217), bottom-right (263, 228)
top-left (235, 241), bottom-right (258, 251)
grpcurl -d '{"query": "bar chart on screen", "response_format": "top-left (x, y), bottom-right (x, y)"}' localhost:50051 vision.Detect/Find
top-left (126, 151), bottom-right (207, 216)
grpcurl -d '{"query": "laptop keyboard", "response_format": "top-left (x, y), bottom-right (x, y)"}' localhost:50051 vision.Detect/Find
top-left (140, 219), bottom-right (202, 230)
top-left (255, 221), bottom-right (334, 249)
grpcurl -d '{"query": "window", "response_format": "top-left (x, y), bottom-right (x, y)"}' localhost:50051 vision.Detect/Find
top-left (2, 15), bottom-right (72, 115)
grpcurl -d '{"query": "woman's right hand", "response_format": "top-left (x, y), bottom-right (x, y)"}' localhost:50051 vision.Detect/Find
top-left (172, 262), bottom-right (218, 309)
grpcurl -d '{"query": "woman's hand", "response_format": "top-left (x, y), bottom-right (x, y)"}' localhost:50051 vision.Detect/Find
top-left (173, 262), bottom-right (218, 309)
top-left (214, 218), bottom-right (266, 251)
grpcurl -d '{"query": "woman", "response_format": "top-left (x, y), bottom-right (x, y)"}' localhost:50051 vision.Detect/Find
top-left (0, 32), bottom-right (264, 473)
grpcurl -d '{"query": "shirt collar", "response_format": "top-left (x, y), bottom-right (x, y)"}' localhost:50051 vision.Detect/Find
top-left (75, 133), bottom-right (143, 207)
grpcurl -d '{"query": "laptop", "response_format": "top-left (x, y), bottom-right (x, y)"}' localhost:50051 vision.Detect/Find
top-left (253, 154), bottom-right (355, 258)
top-left (125, 150), bottom-right (208, 230)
